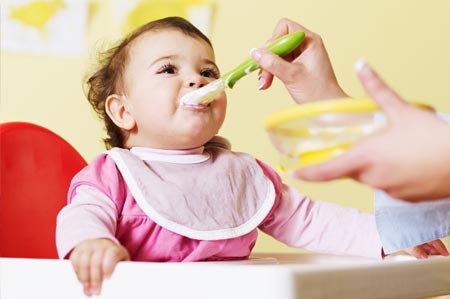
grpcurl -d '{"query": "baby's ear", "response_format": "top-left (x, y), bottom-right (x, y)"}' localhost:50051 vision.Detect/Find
top-left (105, 94), bottom-right (135, 130)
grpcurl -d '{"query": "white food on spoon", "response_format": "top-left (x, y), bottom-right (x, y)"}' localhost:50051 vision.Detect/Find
top-left (180, 79), bottom-right (225, 106)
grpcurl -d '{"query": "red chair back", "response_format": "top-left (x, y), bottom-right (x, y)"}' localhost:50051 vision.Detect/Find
top-left (0, 122), bottom-right (87, 258)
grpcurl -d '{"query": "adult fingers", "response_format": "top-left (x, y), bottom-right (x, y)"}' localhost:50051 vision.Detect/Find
top-left (406, 246), bottom-right (428, 259)
top-left (428, 240), bottom-right (449, 256)
top-left (272, 18), bottom-right (312, 40)
top-left (257, 18), bottom-right (304, 89)
top-left (256, 19), bottom-right (312, 90)
top-left (290, 149), bottom-right (366, 181)
top-left (250, 48), bottom-right (297, 85)
top-left (355, 59), bottom-right (408, 119)
top-left (257, 69), bottom-right (274, 90)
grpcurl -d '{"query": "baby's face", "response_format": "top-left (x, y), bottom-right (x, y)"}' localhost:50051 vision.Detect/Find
top-left (121, 29), bottom-right (227, 150)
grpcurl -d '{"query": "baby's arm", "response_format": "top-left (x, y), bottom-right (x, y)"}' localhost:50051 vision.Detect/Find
top-left (256, 161), bottom-right (382, 258)
top-left (260, 183), bottom-right (383, 258)
top-left (258, 163), bottom-right (449, 259)
top-left (56, 185), bottom-right (129, 296)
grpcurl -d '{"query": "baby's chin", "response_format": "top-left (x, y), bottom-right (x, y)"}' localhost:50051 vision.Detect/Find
top-left (177, 132), bottom-right (217, 149)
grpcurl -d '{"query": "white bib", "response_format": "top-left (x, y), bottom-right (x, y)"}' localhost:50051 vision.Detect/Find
top-left (107, 147), bottom-right (276, 240)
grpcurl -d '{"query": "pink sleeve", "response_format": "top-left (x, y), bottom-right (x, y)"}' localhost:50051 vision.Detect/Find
top-left (257, 161), bottom-right (383, 259)
top-left (56, 154), bottom-right (125, 259)
top-left (56, 186), bottom-right (120, 259)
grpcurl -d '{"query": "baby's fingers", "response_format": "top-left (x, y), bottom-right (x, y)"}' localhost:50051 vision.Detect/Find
top-left (70, 250), bottom-right (93, 295)
top-left (88, 250), bottom-right (106, 296)
top-left (102, 245), bottom-right (130, 279)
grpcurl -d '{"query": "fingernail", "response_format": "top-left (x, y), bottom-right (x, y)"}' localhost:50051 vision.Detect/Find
top-left (250, 48), bottom-right (262, 61)
top-left (354, 58), bottom-right (368, 73)
top-left (91, 285), bottom-right (101, 295)
top-left (258, 77), bottom-right (265, 90)
top-left (84, 286), bottom-right (93, 296)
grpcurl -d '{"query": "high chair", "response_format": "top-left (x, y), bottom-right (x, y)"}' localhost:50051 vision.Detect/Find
top-left (0, 122), bottom-right (87, 258)
top-left (1, 122), bottom-right (450, 298)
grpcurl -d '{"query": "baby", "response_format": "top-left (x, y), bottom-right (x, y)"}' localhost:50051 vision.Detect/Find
top-left (56, 16), bottom-right (447, 296)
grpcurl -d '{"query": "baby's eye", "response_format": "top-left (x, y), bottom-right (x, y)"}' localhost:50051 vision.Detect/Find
top-left (201, 68), bottom-right (219, 79)
top-left (158, 63), bottom-right (177, 74)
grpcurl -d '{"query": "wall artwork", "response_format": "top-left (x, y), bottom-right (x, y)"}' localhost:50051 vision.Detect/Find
top-left (111, 0), bottom-right (215, 37)
top-left (1, 0), bottom-right (88, 56)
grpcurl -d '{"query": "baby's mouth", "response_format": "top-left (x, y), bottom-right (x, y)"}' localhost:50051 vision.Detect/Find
top-left (181, 102), bottom-right (211, 110)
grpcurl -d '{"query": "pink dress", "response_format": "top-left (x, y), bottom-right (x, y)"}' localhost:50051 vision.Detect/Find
top-left (56, 143), bottom-right (382, 261)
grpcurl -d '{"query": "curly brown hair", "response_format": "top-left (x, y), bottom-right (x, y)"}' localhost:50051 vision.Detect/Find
top-left (85, 16), bottom-right (212, 149)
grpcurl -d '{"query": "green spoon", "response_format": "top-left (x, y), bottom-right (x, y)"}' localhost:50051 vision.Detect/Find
top-left (180, 31), bottom-right (306, 106)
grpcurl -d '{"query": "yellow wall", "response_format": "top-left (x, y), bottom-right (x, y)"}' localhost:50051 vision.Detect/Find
top-left (2, 0), bottom-right (450, 253)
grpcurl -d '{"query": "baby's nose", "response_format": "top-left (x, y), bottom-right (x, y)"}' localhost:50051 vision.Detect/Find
top-left (187, 74), bottom-right (207, 88)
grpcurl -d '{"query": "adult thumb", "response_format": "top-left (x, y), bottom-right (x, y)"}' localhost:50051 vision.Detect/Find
top-left (250, 48), bottom-right (294, 83)
top-left (354, 59), bottom-right (407, 118)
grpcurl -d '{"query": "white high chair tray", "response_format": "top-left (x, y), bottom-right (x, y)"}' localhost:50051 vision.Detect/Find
top-left (1, 253), bottom-right (449, 299)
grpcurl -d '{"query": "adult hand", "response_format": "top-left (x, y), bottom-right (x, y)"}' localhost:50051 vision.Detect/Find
top-left (250, 18), bottom-right (347, 103)
top-left (69, 238), bottom-right (130, 296)
top-left (292, 60), bottom-right (450, 202)
top-left (403, 239), bottom-right (449, 259)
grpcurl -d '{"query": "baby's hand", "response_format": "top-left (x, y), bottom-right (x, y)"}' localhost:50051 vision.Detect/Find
top-left (69, 238), bottom-right (130, 296)
top-left (403, 239), bottom-right (449, 259)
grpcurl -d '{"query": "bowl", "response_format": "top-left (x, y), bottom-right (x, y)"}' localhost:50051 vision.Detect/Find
top-left (265, 98), bottom-right (434, 171)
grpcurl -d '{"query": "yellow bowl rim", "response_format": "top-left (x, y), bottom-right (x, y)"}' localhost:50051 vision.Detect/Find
top-left (265, 98), bottom-right (434, 129)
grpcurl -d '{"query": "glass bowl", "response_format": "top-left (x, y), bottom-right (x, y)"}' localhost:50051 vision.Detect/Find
top-left (265, 98), bottom-right (434, 171)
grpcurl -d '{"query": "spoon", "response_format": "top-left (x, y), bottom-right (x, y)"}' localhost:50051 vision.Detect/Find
top-left (180, 31), bottom-right (306, 106)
